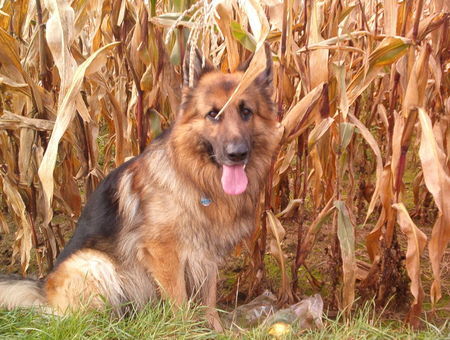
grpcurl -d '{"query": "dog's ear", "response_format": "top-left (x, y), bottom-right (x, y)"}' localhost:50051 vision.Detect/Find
top-left (239, 43), bottom-right (273, 92)
top-left (183, 46), bottom-right (214, 88)
top-left (255, 44), bottom-right (273, 92)
top-left (238, 53), bottom-right (253, 72)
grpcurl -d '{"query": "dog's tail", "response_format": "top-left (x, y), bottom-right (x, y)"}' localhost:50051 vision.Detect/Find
top-left (0, 276), bottom-right (46, 310)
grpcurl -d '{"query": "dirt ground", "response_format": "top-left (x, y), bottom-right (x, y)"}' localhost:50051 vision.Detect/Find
top-left (216, 193), bottom-right (450, 327)
top-left (1, 198), bottom-right (449, 327)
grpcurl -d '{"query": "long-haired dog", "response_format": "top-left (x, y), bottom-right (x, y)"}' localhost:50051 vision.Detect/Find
top-left (0, 45), bottom-right (280, 330)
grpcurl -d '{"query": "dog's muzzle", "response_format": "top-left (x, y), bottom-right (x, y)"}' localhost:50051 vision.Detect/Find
top-left (224, 141), bottom-right (249, 164)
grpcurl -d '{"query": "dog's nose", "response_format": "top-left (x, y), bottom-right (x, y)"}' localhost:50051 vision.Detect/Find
top-left (225, 142), bottom-right (249, 163)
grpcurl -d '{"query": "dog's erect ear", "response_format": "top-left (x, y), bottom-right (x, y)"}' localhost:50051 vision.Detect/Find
top-left (239, 43), bottom-right (273, 92)
top-left (183, 46), bottom-right (214, 88)
top-left (238, 53), bottom-right (253, 72)
top-left (255, 44), bottom-right (273, 91)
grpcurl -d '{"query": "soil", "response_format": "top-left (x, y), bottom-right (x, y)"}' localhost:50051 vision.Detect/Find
top-left (214, 190), bottom-right (450, 327)
top-left (0, 232), bottom-right (14, 271)
top-left (1, 196), bottom-right (449, 328)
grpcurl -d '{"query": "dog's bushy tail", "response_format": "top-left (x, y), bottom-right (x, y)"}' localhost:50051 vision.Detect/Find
top-left (0, 276), bottom-right (46, 310)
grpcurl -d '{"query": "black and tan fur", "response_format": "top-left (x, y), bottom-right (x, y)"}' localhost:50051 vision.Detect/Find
top-left (0, 45), bottom-right (280, 329)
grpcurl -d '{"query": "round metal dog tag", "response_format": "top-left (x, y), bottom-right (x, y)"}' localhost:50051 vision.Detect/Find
top-left (200, 197), bottom-right (212, 206)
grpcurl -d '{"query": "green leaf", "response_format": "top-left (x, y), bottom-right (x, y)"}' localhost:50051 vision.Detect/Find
top-left (173, 0), bottom-right (186, 12)
top-left (308, 117), bottom-right (334, 149)
top-left (340, 122), bottom-right (355, 150)
top-left (149, 109), bottom-right (162, 138)
top-left (370, 37), bottom-right (409, 67)
top-left (335, 200), bottom-right (356, 312)
top-left (150, 0), bottom-right (157, 17)
top-left (230, 21), bottom-right (256, 52)
top-left (170, 35), bottom-right (181, 65)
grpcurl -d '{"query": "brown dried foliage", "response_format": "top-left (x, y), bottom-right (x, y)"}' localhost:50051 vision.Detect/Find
top-left (0, 0), bottom-right (448, 327)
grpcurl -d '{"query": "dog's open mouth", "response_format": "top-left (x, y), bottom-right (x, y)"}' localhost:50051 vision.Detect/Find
top-left (202, 139), bottom-right (249, 195)
top-left (221, 164), bottom-right (248, 195)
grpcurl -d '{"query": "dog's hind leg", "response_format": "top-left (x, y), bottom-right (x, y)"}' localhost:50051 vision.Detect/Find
top-left (45, 249), bottom-right (126, 314)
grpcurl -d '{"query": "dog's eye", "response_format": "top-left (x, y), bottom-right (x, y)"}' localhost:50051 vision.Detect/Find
top-left (206, 110), bottom-right (220, 120)
top-left (240, 107), bottom-right (253, 121)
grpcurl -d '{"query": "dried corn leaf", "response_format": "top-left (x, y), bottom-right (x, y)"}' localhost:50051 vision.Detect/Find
top-left (0, 26), bottom-right (25, 80)
top-left (0, 26), bottom-right (43, 112)
top-left (0, 209), bottom-right (9, 233)
top-left (18, 128), bottom-right (35, 186)
top-left (335, 200), bottom-right (356, 313)
top-left (276, 199), bottom-right (302, 219)
top-left (0, 112), bottom-right (55, 131)
top-left (366, 165), bottom-right (395, 262)
top-left (273, 140), bottom-right (296, 187)
top-left (392, 203), bottom-right (426, 328)
top-left (1, 173), bottom-right (33, 273)
top-left (347, 37), bottom-right (409, 105)
top-left (332, 61), bottom-right (349, 119)
top-left (384, 0), bottom-right (398, 36)
top-left (297, 198), bottom-right (335, 266)
top-left (418, 108), bottom-right (450, 306)
top-left (348, 113), bottom-right (384, 223)
top-left (44, 0), bottom-right (76, 97)
top-left (38, 42), bottom-right (119, 238)
top-left (308, 117), bottom-right (334, 149)
top-left (402, 43), bottom-right (431, 117)
top-left (216, 3), bottom-right (240, 71)
top-left (308, 0), bottom-right (328, 89)
top-left (282, 83), bottom-right (326, 142)
top-left (216, 0), bottom-right (269, 118)
top-left (266, 210), bottom-right (293, 303)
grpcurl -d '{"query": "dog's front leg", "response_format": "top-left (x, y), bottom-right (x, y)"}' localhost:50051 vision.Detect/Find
top-left (141, 240), bottom-right (187, 306)
top-left (203, 270), bottom-right (223, 332)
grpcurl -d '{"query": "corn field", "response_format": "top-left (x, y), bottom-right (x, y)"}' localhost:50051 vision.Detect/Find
top-left (0, 0), bottom-right (448, 328)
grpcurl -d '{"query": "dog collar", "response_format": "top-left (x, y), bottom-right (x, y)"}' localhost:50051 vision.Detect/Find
top-left (200, 196), bottom-right (212, 206)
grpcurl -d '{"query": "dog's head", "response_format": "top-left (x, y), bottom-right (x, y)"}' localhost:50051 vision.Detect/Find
top-left (172, 45), bottom-right (278, 196)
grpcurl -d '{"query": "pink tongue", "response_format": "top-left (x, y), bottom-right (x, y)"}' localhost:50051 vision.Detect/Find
top-left (221, 165), bottom-right (248, 195)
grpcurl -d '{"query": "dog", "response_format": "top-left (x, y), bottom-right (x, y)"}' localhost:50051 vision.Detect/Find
top-left (0, 45), bottom-right (280, 330)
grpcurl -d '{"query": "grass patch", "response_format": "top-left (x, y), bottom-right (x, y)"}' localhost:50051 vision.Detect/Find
top-left (301, 303), bottom-right (449, 340)
top-left (0, 302), bottom-right (214, 340)
top-left (1, 302), bottom-right (448, 339)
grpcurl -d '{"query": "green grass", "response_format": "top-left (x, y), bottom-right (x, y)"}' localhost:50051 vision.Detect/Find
top-left (0, 302), bottom-right (448, 340)
top-left (0, 302), bottom-right (214, 340)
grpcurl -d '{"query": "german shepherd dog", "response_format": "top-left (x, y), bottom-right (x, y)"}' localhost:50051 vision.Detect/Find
top-left (0, 45), bottom-right (280, 330)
